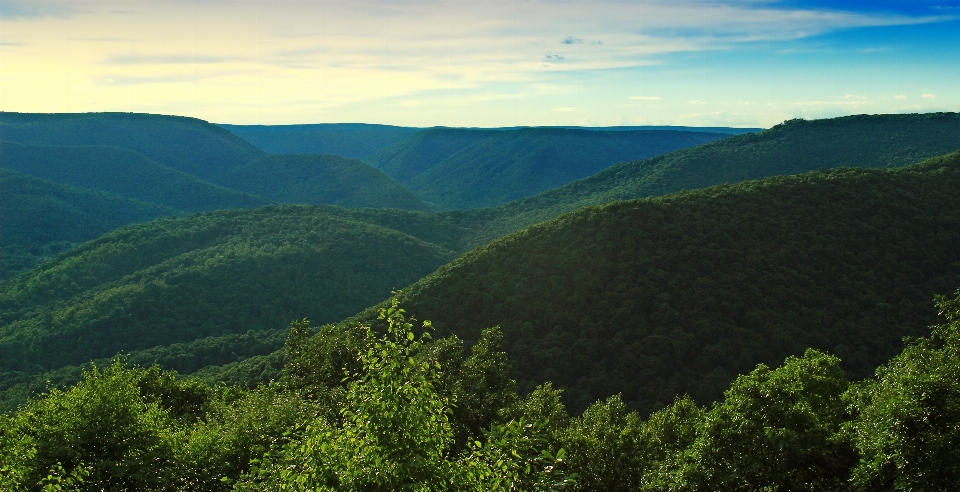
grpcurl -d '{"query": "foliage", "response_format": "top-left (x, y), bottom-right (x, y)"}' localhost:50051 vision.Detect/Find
top-left (368, 127), bottom-right (726, 210)
top-left (0, 140), bottom-right (266, 212)
top-left (218, 153), bottom-right (430, 211)
top-left (665, 349), bottom-right (856, 491)
top-left (468, 112), bottom-right (960, 246)
top-left (0, 112), bottom-right (264, 182)
top-left (219, 123), bottom-right (418, 159)
top-left (359, 151), bottom-right (960, 415)
top-left (0, 168), bottom-right (177, 279)
top-left (3, 295), bottom-right (960, 489)
top-left (0, 206), bottom-right (460, 408)
top-left (843, 290), bottom-right (960, 490)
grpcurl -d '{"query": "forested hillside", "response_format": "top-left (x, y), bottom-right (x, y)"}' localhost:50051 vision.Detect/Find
top-left (219, 123), bottom-right (419, 159)
top-left (218, 154), bottom-right (430, 212)
top-left (0, 205), bottom-right (466, 406)
top-left (0, 140), bottom-right (266, 212)
top-left (367, 127), bottom-right (728, 210)
top-left (3, 290), bottom-right (959, 490)
top-left (0, 169), bottom-right (177, 279)
top-left (467, 112), bottom-right (960, 246)
top-left (403, 128), bottom-right (728, 210)
top-left (355, 151), bottom-right (960, 414)
top-left (366, 127), bottom-right (497, 183)
top-left (0, 112), bottom-right (265, 181)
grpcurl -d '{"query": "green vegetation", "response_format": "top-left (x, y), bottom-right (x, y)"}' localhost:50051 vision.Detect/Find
top-left (0, 169), bottom-right (177, 279)
top-left (357, 150), bottom-right (960, 415)
top-left (219, 154), bottom-right (431, 212)
top-left (219, 123), bottom-right (419, 159)
top-left (467, 112), bottom-right (960, 246)
top-left (0, 205), bottom-right (462, 405)
top-left (406, 128), bottom-right (728, 210)
top-left (0, 112), bottom-right (264, 182)
top-left (0, 140), bottom-right (266, 212)
top-left (368, 127), bottom-right (727, 210)
top-left (2, 291), bottom-right (959, 490)
top-left (367, 127), bottom-right (498, 183)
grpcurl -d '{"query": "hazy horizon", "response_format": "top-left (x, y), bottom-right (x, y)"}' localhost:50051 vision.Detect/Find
top-left (2, 0), bottom-right (958, 128)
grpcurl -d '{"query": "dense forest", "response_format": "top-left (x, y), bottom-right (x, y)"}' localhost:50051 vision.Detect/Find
top-left (0, 140), bottom-right (267, 212)
top-left (217, 154), bottom-right (431, 212)
top-left (0, 205), bottom-right (469, 410)
top-left (1, 290), bottom-right (958, 490)
top-left (366, 127), bottom-right (729, 210)
top-left (467, 112), bottom-right (960, 246)
top-left (3, 111), bottom-right (960, 488)
top-left (352, 150), bottom-right (960, 414)
top-left (0, 112), bottom-right (265, 182)
top-left (0, 169), bottom-right (177, 278)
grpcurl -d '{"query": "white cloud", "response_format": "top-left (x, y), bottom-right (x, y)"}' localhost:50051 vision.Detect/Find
top-left (629, 96), bottom-right (661, 100)
top-left (923, 93), bottom-right (936, 99)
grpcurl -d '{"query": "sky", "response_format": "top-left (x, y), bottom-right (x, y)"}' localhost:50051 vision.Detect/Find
top-left (1, 0), bottom-right (958, 128)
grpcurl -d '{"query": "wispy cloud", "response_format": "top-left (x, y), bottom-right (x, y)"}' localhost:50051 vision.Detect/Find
top-left (103, 54), bottom-right (241, 66)
top-left (630, 96), bottom-right (661, 100)
top-left (554, 107), bottom-right (577, 112)
top-left (923, 93), bottom-right (936, 99)
top-left (0, 0), bottom-right (76, 19)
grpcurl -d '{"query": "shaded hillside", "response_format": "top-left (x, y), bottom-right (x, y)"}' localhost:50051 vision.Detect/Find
top-left (356, 151), bottom-right (960, 415)
top-left (0, 169), bottom-right (177, 279)
top-left (219, 154), bottom-right (430, 212)
top-left (0, 140), bottom-right (267, 212)
top-left (220, 123), bottom-right (419, 159)
top-left (404, 128), bottom-right (728, 210)
top-left (0, 205), bottom-right (464, 389)
top-left (466, 112), bottom-right (960, 246)
top-left (0, 112), bottom-right (265, 181)
top-left (365, 127), bottom-right (498, 183)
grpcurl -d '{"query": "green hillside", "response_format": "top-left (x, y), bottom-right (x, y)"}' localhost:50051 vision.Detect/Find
top-left (0, 169), bottom-right (178, 279)
top-left (467, 112), bottom-right (960, 246)
top-left (404, 128), bottom-right (728, 210)
top-left (219, 123), bottom-right (419, 159)
top-left (219, 154), bottom-right (431, 212)
top-left (355, 151), bottom-right (960, 414)
top-left (366, 127), bottom-right (498, 183)
top-left (0, 112), bottom-right (265, 181)
top-left (0, 205), bottom-right (463, 396)
top-left (0, 140), bottom-right (267, 212)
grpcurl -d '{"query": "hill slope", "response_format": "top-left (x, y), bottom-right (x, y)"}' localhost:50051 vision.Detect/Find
top-left (404, 128), bottom-right (729, 210)
top-left (0, 205), bottom-right (465, 387)
top-left (219, 154), bottom-right (431, 212)
top-left (465, 112), bottom-right (960, 246)
top-left (219, 123), bottom-right (419, 159)
top-left (357, 151), bottom-right (960, 414)
top-left (0, 169), bottom-right (177, 279)
top-left (0, 112), bottom-right (265, 181)
top-left (0, 140), bottom-right (267, 212)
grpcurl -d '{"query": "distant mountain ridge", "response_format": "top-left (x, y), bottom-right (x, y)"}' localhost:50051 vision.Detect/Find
top-left (218, 154), bottom-right (431, 212)
top-left (464, 112), bottom-right (960, 246)
top-left (219, 123), bottom-right (420, 159)
top-left (367, 127), bottom-right (730, 210)
top-left (0, 112), bottom-right (265, 182)
top-left (0, 140), bottom-right (267, 212)
top-left (0, 168), bottom-right (177, 278)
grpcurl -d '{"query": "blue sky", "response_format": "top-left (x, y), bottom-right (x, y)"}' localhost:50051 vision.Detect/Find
top-left (0, 0), bottom-right (957, 127)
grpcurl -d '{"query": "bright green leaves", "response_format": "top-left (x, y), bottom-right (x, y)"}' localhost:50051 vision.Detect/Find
top-left (843, 290), bottom-right (960, 490)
